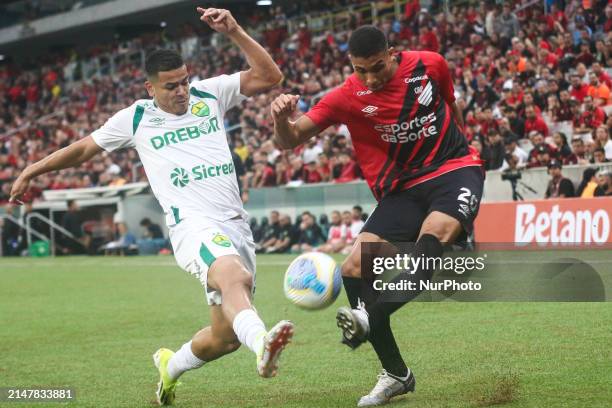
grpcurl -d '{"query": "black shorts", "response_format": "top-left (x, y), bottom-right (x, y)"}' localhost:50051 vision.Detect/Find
top-left (362, 165), bottom-right (485, 242)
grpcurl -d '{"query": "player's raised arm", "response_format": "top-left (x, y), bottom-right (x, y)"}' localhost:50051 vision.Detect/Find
top-left (197, 7), bottom-right (283, 96)
top-left (271, 94), bottom-right (321, 150)
top-left (10, 136), bottom-right (103, 203)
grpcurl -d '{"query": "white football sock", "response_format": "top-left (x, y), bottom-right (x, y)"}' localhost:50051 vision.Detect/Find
top-left (232, 309), bottom-right (267, 354)
top-left (166, 341), bottom-right (206, 380)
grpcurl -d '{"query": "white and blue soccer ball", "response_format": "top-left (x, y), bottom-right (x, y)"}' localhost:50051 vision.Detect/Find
top-left (284, 252), bottom-right (342, 310)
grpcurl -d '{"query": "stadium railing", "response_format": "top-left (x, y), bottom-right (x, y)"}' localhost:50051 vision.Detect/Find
top-left (25, 212), bottom-right (83, 256)
top-left (0, 213), bottom-right (49, 257)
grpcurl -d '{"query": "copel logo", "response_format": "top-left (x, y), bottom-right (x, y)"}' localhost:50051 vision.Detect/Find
top-left (514, 204), bottom-right (610, 244)
top-left (405, 75), bottom-right (429, 84)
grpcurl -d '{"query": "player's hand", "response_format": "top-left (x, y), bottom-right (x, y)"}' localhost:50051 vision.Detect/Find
top-left (197, 7), bottom-right (239, 34)
top-left (271, 94), bottom-right (300, 122)
top-left (9, 173), bottom-right (31, 205)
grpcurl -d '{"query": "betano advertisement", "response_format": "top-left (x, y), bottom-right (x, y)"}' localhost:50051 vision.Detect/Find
top-left (474, 197), bottom-right (612, 245)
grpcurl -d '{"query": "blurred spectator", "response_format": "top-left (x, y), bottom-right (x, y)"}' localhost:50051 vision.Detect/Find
top-left (302, 138), bottom-right (323, 164)
top-left (592, 147), bottom-right (609, 164)
top-left (576, 167), bottom-right (599, 197)
top-left (350, 205), bottom-right (365, 236)
top-left (140, 217), bottom-right (164, 239)
top-left (594, 170), bottom-right (612, 197)
top-left (265, 214), bottom-right (293, 253)
top-left (570, 137), bottom-right (590, 165)
top-left (292, 211), bottom-right (325, 253)
top-left (503, 135), bottom-right (528, 168)
top-left (528, 143), bottom-right (553, 169)
top-left (61, 199), bottom-right (90, 254)
top-left (494, 3), bottom-right (520, 50)
top-left (101, 213), bottom-right (136, 255)
top-left (256, 210), bottom-right (280, 253)
top-left (316, 210), bottom-right (348, 253)
top-left (545, 160), bottom-right (575, 199)
top-left (552, 132), bottom-right (575, 165)
top-left (524, 105), bottom-right (549, 138)
top-left (138, 217), bottom-right (166, 255)
top-left (594, 125), bottom-right (612, 160)
top-left (482, 129), bottom-right (505, 170)
top-left (334, 151), bottom-right (359, 183)
top-left (587, 71), bottom-right (610, 106)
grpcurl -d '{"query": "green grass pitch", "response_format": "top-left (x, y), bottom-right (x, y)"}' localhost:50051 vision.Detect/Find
top-left (1, 254), bottom-right (611, 408)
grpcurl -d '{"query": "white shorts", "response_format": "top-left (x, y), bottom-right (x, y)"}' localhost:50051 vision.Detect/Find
top-left (168, 216), bottom-right (256, 305)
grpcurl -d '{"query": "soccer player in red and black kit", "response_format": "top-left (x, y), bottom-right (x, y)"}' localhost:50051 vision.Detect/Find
top-left (272, 26), bottom-right (484, 407)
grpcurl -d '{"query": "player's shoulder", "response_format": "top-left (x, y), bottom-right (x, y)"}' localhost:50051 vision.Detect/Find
top-left (108, 100), bottom-right (149, 124)
top-left (190, 72), bottom-right (240, 98)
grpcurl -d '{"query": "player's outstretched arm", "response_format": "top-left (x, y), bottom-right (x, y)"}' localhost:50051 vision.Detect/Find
top-left (271, 94), bottom-right (320, 150)
top-left (10, 136), bottom-right (103, 203)
top-left (197, 7), bottom-right (283, 96)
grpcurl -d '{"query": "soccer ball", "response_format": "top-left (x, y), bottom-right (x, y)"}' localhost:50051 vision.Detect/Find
top-left (283, 252), bottom-right (342, 310)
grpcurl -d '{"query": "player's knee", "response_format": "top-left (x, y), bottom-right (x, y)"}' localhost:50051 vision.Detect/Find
top-left (211, 256), bottom-right (253, 291)
top-left (421, 213), bottom-right (462, 243)
top-left (341, 255), bottom-right (361, 278)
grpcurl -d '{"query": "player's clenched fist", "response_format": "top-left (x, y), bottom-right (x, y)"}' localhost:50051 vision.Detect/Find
top-left (271, 94), bottom-right (300, 121)
top-left (197, 7), bottom-right (238, 34)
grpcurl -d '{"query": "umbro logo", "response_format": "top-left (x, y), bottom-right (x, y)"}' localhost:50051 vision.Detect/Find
top-left (362, 105), bottom-right (379, 116)
top-left (417, 82), bottom-right (433, 106)
top-left (357, 90), bottom-right (373, 96)
top-left (149, 117), bottom-right (165, 126)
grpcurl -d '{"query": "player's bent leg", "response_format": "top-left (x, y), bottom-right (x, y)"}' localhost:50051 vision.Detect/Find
top-left (191, 305), bottom-right (241, 362)
top-left (337, 232), bottom-right (385, 349)
top-left (419, 211), bottom-right (463, 243)
top-left (207, 255), bottom-right (255, 321)
top-left (207, 254), bottom-right (294, 378)
top-left (154, 309), bottom-right (238, 406)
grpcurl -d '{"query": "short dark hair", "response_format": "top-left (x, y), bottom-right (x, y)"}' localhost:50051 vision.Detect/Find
top-left (145, 49), bottom-right (184, 78)
top-left (140, 218), bottom-right (151, 226)
top-left (348, 25), bottom-right (388, 58)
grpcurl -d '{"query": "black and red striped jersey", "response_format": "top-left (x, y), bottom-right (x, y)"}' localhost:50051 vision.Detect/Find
top-left (305, 51), bottom-right (483, 201)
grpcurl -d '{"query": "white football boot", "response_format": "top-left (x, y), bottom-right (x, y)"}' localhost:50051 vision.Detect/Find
top-left (357, 369), bottom-right (416, 407)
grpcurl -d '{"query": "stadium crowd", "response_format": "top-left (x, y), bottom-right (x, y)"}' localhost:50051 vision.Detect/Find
top-left (1, 0), bottom-right (612, 205)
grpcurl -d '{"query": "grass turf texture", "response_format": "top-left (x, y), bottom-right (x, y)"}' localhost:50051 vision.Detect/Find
top-left (1, 254), bottom-right (611, 408)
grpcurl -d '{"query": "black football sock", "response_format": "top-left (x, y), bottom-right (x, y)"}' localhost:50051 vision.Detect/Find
top-left (342, 276), bottom-right (361, 308)
top-left (368, 233), bottom-right (443, 316)
top-left (367, 309), bottom-right (408, 378)
top-left (364, 234), bottom-right (444, 378)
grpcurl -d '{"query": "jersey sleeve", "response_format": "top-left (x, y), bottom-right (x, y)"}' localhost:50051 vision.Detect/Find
top-left (304, 87), bottom-right (346, 130)
top-left (423, 51), bottom-right (455, 105)
top-left (91, 105), bottom-right (136, 152)
top-left (191, 72), bottom-right (247, 115)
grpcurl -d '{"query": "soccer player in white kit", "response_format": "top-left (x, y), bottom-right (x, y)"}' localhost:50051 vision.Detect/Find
top-left (10, 8), bottom-right (294, 406)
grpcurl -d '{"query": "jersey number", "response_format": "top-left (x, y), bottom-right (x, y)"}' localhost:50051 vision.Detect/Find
top-left (457, 187), bottom-right (472, 204)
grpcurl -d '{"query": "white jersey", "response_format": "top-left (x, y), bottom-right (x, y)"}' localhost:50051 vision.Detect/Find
top-left (92, 72), bottom-right (247, 226)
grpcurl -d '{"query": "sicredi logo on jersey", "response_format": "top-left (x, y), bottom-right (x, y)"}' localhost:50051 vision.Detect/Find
top-left (150, 118), bottom-right (220, 150)
top-left (169, 161), bottom-right (235, 188)
top-left (374, 112), bottom-right (438, 143)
